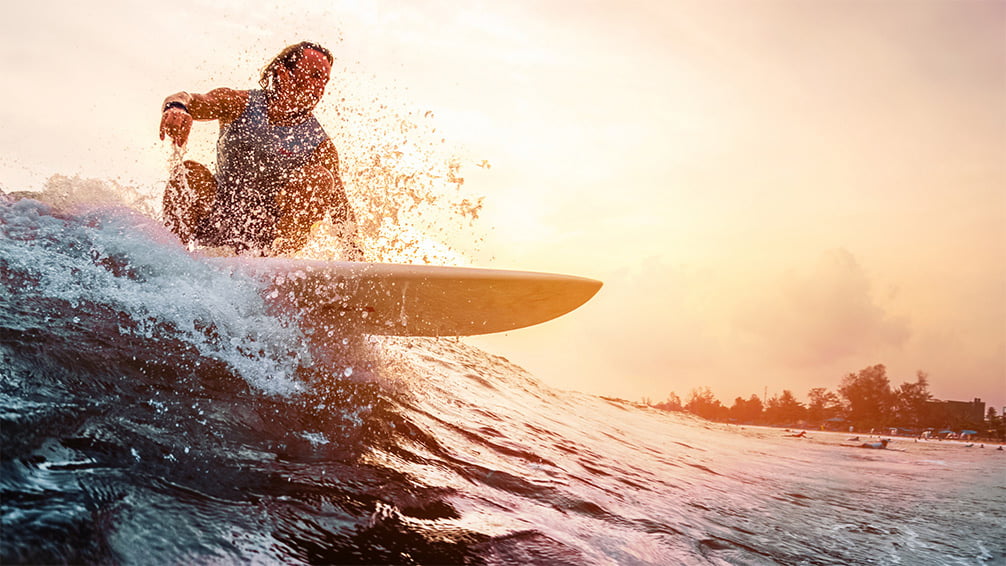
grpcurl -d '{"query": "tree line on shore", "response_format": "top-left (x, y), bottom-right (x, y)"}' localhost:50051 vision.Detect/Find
top-left (647, 364), bottom-right (1005, 440)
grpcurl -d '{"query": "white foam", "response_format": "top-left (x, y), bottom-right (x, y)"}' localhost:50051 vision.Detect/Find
top-left (1, 180), bottom-right (313, 396)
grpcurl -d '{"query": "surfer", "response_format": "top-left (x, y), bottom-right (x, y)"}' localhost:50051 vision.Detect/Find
top-left (159, 41), bottom-right (361, 257)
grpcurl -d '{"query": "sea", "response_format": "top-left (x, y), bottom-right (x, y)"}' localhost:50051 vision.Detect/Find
top-left (1, 188), bottom-right (1004, 565)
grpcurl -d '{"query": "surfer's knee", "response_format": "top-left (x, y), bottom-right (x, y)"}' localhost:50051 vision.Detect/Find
top-left (288, 164), bottom-right (333, 196)
top-left (165, 161), bottom-right (215, 201)
top-left (278, 164), bottom-right (334, 214)
top-left (272, 165), bottom-right (336, 254)
top-left (163, 160), bottom-right (215, 244)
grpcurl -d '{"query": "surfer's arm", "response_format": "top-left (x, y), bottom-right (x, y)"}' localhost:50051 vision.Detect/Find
top-left (314, 139), bottom-right (363, 258)
top-left (159, 88), bottom-right (248, 147)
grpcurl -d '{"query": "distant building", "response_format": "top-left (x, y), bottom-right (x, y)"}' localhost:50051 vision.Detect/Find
top-left (924, 398), bottom-right (986, 429)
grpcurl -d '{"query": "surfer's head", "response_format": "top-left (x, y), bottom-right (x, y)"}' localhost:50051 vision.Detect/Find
top-left (260, 42), bottom-right (334, 109)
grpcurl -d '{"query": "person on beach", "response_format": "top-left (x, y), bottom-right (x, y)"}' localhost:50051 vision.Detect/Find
top-left (159, 41), bottom-right (361, 257)
top-left (859, 439), bottom-right (889, 449)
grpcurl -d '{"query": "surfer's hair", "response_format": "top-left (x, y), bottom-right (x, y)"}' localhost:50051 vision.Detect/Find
top-left (260, 41), bottom-right (334, 91)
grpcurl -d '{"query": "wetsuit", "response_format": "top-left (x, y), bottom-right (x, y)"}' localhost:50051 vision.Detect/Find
top-left (195, 90), bottom-right (328, 251)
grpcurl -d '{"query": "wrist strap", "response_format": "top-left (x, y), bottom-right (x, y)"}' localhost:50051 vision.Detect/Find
top-left (163, 101), bottom-right (189, 113)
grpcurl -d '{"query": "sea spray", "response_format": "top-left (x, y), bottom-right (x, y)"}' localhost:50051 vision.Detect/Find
top-left (312, 98), bottom-right (487, 265)
top-left (0, 196), bottom-right (307, 396)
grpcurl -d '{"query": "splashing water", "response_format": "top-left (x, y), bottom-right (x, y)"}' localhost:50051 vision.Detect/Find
top-left (319, 96), bottom-right (487, 265)
top-left (0, 195), bottom-right (308, 396)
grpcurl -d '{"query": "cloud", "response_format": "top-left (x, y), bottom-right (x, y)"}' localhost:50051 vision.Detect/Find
top-left (732, 248), bottom-right (910, 368)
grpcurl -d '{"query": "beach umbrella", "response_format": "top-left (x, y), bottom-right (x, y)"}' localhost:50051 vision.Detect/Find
top-left (939, 430), bottom-right (954, 434)
top-left (961, 430), bottom-right (977, 436)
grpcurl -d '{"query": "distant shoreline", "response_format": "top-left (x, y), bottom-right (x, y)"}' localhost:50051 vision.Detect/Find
top-left (734, 424), bottom-right (1006, 450)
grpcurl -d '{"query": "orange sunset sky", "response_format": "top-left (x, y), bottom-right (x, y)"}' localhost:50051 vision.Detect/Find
top-left (1, 1), bottom-right (1004, 410)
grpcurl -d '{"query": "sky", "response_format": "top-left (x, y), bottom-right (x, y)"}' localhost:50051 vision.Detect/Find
top-left (1, 0), bottom-right (1004, 411)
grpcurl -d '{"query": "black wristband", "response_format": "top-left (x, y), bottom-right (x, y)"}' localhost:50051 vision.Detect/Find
top-left (163, 101), bottom-right (189, 113)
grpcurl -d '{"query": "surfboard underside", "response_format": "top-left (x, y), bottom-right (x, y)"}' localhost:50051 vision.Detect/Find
top-left (211, 258), bottom-right (602, 337)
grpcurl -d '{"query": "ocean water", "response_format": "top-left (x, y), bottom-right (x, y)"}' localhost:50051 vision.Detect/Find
top-left (1, 193), bottom-right (1004, 565)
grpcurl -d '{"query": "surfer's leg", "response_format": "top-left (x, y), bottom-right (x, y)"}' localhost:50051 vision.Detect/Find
top-left (163, 160), bottom-right (216, 245)
top-left (272, 163), bottom-right (335, 254)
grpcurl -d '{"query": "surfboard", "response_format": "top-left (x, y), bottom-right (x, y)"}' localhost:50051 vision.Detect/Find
top-left (210, 257), bottom-right (602, 337)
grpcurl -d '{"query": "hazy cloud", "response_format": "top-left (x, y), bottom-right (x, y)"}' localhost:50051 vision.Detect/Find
top-left (733, 248), bottom-right (910, 368)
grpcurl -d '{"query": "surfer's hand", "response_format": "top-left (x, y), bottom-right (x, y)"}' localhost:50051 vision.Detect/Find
top-left (159, 108), bottom-right (193, 147)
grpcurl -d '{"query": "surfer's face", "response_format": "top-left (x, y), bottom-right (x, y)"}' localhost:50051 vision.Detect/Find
top-left (277, 48), bottom-right (331, 110)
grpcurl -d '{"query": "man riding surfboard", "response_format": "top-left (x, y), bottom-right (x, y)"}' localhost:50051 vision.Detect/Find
top-left (159, 41), bottom-right (361, 257)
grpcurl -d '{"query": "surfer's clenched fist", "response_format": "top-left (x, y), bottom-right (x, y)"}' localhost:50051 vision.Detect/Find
top-left (159, 92), bottom-right (194, 147)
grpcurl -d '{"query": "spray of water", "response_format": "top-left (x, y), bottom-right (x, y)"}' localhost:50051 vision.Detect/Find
top-left (320, 98), bottom-right (487, 265)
